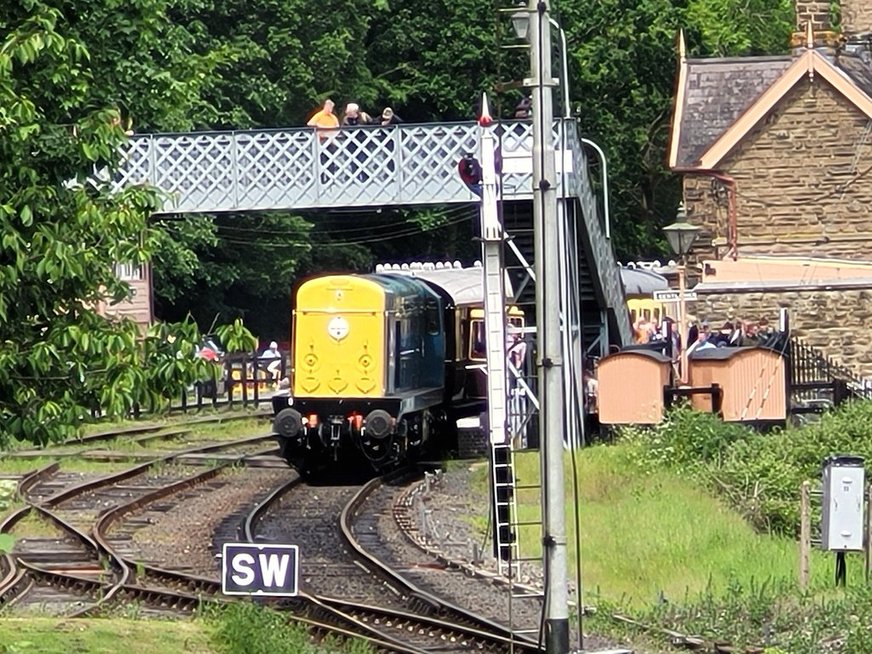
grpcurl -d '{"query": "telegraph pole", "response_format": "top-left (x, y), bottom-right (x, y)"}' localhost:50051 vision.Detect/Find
top-left (528, 0), bottom-right (569, 652)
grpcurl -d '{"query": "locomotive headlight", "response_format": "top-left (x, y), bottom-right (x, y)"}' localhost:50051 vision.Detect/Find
top-left (364, 409), bottom-right (394, 439)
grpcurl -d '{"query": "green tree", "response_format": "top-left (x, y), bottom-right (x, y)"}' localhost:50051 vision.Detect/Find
top-left (150, 0), bottom-right (796, 330)
top-left (0, 2), bottom-right (214, 446)
top-left (685, 0), bottom-right (793, 56)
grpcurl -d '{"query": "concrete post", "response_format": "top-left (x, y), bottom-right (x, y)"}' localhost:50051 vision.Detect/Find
top-left (528, 0), bottom-right (569, 651)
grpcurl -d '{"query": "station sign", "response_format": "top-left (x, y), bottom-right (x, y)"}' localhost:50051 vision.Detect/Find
top-left (221, 543), bottom-right (299, 597)
top-left (653, 290), bottom-right (698, 302)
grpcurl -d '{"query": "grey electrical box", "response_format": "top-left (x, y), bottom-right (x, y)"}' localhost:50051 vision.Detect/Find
top-left (821, 455), bottom-right (865, 552)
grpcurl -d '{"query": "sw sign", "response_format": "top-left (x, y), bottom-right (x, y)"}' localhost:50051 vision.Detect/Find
top-left (221, 543), bottom-right (300, 597)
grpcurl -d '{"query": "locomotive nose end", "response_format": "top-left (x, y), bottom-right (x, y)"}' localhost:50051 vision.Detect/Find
top-left (364, 409), bottom-right (394, 439)
top-left (273, 407), bottom-right (303, 439)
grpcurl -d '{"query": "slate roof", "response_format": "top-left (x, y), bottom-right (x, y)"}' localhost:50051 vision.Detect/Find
top-left (836, 52), bottom-right (872, 97)
top-left (620, 267), bottom-right (668, 295)
top-left (673, 56), bottom-right (794, 168)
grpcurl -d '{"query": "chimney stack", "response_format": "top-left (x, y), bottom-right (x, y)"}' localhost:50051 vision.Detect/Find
top-left (791, 0), bottom-right (841, 51)
top-left (795, 0), bottom-right (832, 32)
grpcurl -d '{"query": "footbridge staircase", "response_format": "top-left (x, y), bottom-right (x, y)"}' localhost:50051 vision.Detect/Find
top-left (117, 119), bottom-right (632, 352)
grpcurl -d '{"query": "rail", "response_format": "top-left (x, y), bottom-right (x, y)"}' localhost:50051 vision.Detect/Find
top-left (787, 336), bottom-right (872, 401)
top-left (564, 123), bottom-right (632, 345)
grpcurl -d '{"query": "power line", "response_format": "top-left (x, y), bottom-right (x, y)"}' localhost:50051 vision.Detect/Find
top-left (204, 208), bottom-right (476, 248)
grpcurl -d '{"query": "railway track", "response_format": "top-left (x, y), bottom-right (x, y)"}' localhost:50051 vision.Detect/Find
top-left (0, 432), bottom-right (280, 615)
top-left (242, 468), bottom-right (545, 654)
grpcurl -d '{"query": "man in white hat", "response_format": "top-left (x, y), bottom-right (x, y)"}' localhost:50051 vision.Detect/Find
top-left (379, 106), bottom-right (402, 125)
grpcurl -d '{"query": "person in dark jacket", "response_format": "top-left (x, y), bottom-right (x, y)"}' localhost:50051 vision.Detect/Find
top-left (379, 107), bottom-right (403, 125)
top-left (514, 95), bottom-right (532, 119)
top-left (341, 102), bottom-right (373, 126)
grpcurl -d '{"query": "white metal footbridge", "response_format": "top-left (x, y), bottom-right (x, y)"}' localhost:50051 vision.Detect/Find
top-left (117, 119), bottom-right (631, 349)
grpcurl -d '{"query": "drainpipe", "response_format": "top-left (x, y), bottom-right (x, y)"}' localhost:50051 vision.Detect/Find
top-left (708, 172), bottom-right (738, 261)
top-left (673, 168), bottom-right (738, 261)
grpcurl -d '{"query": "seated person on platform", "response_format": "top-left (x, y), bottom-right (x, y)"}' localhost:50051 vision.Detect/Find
top-left (260, 341), bottom-right (282, 382)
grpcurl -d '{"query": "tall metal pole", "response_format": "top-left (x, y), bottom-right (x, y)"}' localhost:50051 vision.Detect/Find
top-left (549, 17), bottom-right (612, 245)
top-left (550, 18), bottom-right (570, 119)
top-left (529, 0), bottom-right (569, 652)
top-left (678, 261), bottom-right (688, 384)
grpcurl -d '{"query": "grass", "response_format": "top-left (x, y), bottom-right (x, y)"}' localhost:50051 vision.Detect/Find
top-left (0, 618), bottom-right (216, 654)
top-left (0, 605), bottom-right (376, 654)
top-left (205, 601), bottom-right (374, 654)
top-left (8, 511), bottom-right (61, 538)
top-left (78, 410), bottom-right (268, 438)
top-left (0, 457), bottom-right (138, 475)
top-left (474, 443), bottom-right (855, 608)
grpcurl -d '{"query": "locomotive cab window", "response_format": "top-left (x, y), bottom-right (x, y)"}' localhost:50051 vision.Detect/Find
top-left (425, 299), bottom-right (440, 335)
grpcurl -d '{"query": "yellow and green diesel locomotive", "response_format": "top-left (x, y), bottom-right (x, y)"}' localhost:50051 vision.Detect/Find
top-left (271, 263), bottom-right (523, 475)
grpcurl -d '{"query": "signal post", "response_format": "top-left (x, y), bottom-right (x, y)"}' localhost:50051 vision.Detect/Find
top-left (525, 0), bottom-right (570, 651)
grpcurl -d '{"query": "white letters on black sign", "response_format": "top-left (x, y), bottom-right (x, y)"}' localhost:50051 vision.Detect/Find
top-left (221, 543), bottom-right (299, 597)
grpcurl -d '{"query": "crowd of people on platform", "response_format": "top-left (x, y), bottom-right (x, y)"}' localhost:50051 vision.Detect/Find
top-left (632, 315), bottom-right (783, 357)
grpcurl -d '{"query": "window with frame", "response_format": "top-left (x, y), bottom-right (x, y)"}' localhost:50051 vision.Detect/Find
top-left (114, 262), bottom-right (143, 281)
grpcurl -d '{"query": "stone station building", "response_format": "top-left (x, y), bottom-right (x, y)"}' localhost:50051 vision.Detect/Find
top-left (668, 0), bottom-right (872, 379)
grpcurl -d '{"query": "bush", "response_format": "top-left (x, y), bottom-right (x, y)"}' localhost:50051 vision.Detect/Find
top-left (619, 401), bottom-right (872, 537)
top-left (206, 601), bottom-right (374, 654)
top-left (618, 405), bottom-right (754, 472)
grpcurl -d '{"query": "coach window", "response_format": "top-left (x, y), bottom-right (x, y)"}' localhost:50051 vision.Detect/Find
top-left (470, 320), bottom-right (486, 360)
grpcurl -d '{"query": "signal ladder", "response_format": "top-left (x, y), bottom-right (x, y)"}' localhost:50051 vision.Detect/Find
top-left (490, 442), bottom-right (544, 641)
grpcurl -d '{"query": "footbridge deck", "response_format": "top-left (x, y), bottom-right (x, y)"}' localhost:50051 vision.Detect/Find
top-left (118, 120), bottom-right (630, 346)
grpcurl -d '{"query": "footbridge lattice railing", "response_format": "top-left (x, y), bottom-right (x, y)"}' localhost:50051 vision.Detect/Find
top-left (112, 119), bottom-right (630, 346)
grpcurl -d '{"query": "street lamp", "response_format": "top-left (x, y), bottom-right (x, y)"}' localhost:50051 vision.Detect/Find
top-left (663, 204), bottom-right (700, 384)
top-left (511, 6), bottom-right (530, 40)
top-left (510, 5), bottom-right (569, 118)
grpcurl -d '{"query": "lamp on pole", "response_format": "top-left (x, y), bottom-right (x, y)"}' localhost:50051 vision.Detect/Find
top-left (511, 2), bottom-right (569, 653)
top-left (663, 204), bottom-right (699, 384)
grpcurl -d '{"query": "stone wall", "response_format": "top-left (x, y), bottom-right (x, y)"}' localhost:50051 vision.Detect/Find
top-left (841, 0), bottom-right (872, 34)
top-left (697, 287), bottom-right (872, 379)
top-left (683, 78), bottom-right (872, 265)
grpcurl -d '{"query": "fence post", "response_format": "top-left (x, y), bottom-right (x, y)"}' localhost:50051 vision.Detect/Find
top-left (800, 480), bottom-right (810, 590)
top-left (866, 484), bottom-right (872, 584)
top-left (241, 354), bottom-right (250, 406)
top-left (709, 383), bottom-right (722, 415)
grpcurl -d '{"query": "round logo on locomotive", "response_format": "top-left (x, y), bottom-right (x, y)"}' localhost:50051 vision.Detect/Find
top-left (327, 315), bottom-right (350, 341)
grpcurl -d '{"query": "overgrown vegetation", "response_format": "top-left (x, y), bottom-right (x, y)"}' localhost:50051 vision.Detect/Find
top-left (578, 402), bottom-right (872, 652)
top-left (503, 443), bottom-right (839, 608)
top-left (619, 402), bottom-right (872, 536)
top-left (493, 402), bottom-right (872, 651)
